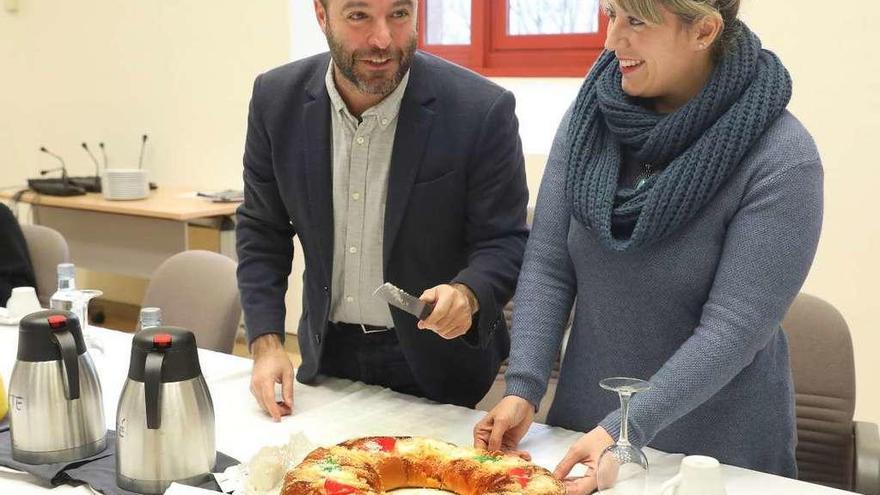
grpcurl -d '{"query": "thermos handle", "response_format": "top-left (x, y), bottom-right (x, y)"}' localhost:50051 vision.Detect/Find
top-left (145, 351), bottom-right (165, 429)
top-left (52, 330), bottom-right (80, 400)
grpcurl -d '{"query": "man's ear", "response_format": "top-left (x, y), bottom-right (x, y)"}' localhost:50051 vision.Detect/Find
top-left (314, 0), bottom-right (329, 34)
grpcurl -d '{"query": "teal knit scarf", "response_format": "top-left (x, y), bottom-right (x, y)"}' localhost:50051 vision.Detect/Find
top-left (565, 23), bottom-right (792, 251)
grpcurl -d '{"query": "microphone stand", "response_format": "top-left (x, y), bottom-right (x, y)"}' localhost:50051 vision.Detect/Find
top-left (82, 142), bottom-right (102, 191)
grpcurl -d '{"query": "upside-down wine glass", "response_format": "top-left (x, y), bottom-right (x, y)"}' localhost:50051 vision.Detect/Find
top-left (596, 377), bottom-right (652, 495)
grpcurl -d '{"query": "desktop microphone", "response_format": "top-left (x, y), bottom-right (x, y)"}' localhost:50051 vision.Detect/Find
top-left (82, 142), bottom-right (101, 178)
top-left (99, 142), bottom-right (108, 169)
top-left (39, 166), bottom-right (65, 176)
top-left (39, 146), bottom-right (69, 182)
top-left (79, 142), bottom-right (103, 191)
top-left (138, 134), bottom-right (148, 169)
top-left (32, 147), bottom-right (86, 196)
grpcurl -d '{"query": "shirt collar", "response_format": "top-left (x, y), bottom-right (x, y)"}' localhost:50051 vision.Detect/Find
top-left (325, 61), bottom-right (410, 129)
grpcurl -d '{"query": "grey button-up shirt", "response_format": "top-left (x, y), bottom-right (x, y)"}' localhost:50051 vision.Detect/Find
top-left (326, 63), bottom-right (410, 327)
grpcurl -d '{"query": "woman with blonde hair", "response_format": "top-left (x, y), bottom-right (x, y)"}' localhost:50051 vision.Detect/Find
top-left (474, 0), bottom-right (822, 492)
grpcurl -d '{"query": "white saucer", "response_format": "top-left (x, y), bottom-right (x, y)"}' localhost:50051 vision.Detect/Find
top-left (0, 307), bottom-right (22, 326)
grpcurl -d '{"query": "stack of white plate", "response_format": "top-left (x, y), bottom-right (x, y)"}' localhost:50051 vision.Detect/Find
top-left (102, 169), bottom-right (149, 200)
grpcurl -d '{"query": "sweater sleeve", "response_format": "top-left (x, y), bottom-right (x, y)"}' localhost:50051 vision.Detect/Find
top-left (599, 157), bottom-right (824, 447)
top-left (503, 108), bottom-right (578, 408)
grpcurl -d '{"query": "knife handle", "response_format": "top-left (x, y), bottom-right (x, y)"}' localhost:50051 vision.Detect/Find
top-left (418, 303), bottom-right (434, 321)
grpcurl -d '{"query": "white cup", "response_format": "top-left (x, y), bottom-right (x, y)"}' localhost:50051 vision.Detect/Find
top-left (659, 455), bottom-right (726, 495)
top-left (6, 286), bottom-right (42, 320)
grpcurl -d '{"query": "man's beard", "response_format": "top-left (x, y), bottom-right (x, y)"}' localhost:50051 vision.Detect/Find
top-left (325, 26), bottom-right (417, 97)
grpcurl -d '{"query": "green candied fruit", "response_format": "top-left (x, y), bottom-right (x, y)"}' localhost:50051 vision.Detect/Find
top-left (473, 454), bottom-right (501, 463)
top-left (320, 458), bottom-right (341, 473)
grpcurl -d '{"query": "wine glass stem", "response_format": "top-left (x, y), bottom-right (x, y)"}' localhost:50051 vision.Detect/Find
top-left (618, 392), bottom-right (632, 447)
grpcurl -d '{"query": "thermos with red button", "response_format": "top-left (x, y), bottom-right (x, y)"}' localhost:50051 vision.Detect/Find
top-left (116, 326), bottom-right (215, 494)
top-left (8, 310), bottom-right (107, 463)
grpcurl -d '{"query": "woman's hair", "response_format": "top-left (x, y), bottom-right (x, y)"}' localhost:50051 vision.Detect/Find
top-left (607, 0), bottom-right (742, 60)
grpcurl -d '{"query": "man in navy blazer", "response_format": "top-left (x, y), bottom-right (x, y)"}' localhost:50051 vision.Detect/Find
top-left (236, 0), bottom-right (528, 419)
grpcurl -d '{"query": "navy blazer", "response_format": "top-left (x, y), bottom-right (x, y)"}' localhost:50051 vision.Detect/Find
top-left (236, 51), bottom-right (529, 407)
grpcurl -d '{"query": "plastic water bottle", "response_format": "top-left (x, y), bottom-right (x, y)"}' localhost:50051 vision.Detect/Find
top-left (138, 307), bottom-right (162, 330)
top-left (49, 263), bottom-right (82, 320)
top-left (49, 263), bottom-right (102, 354)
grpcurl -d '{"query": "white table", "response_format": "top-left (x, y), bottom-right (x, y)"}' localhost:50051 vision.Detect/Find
top-left (0, 323), bottom-right (851, 494)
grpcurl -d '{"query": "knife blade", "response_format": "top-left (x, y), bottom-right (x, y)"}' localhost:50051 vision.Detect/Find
top-left (373, 282), bottom-right (433, 320)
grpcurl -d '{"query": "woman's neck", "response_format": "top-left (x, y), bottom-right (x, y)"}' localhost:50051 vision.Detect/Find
top-left (653, 56), bottom-right (715, 114)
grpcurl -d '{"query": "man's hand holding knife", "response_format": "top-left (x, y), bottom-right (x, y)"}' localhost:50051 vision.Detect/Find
top-left (374, 282), bottom-right (479, 339)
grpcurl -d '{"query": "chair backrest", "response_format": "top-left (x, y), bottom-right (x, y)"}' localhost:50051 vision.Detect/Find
top-left (782, 293), bottom-right (856, 490)
top-left (142, 250), bottom-right (241, 354)
top-left (20, 224), bottom-right (69, 307)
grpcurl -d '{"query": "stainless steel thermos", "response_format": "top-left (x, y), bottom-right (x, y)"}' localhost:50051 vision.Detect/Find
top-left (116, 326), bottom-right (215, 494)
top-left (9, 310), bottom-right (106, 464)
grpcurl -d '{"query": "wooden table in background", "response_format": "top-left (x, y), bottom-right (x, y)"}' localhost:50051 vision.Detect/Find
top-left (0, 187), bottom-right (238, 278)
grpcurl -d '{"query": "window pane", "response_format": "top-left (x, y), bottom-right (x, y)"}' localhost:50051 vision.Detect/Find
top-left (425, 0), bottom-right (471, 45)
top-left (508, 0), bottom-right (600, 35)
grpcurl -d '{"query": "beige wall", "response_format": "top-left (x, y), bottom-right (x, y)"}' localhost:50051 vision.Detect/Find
top-left (0, 0), bottom-right (302, 328)
top-left (0, 0), bottom-right (288, 189)
top-left (2, 0), bottom-right (878, 424)
top-left (738, 1), bottom-right (880, 424)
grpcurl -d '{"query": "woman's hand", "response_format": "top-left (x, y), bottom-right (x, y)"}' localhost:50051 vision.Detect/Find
top-left (553, 426), bottom-right (615, 494)
top-left (473, 395), bottom-right (535, 459)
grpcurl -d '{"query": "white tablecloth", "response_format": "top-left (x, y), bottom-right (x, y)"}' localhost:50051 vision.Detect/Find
top-left (0, 323), bottom-right (851, 494)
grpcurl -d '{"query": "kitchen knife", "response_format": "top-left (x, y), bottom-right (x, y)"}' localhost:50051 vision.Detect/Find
top-left (373, 282), bottom-right (434, 320)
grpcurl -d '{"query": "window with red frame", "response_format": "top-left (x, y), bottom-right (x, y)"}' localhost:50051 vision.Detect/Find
top-left (418, 0), bottom-right (606, 77)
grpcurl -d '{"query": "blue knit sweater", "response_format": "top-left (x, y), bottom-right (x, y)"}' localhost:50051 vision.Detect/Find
top-left (504, 109), bottom-right (822, 477)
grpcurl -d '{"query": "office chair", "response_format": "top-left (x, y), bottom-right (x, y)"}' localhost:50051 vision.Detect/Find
top-left (782, 293), bottom-right (880, 494)
top-left (20, 224), bottom-right (69, 306)
top-left (142, 250), bottom-right (241, 354)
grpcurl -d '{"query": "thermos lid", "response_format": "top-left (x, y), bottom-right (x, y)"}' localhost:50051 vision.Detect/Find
top-left (17, 310), bottom-right (86, 362)
top-left (128, 326), bottom-right (201, 383)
